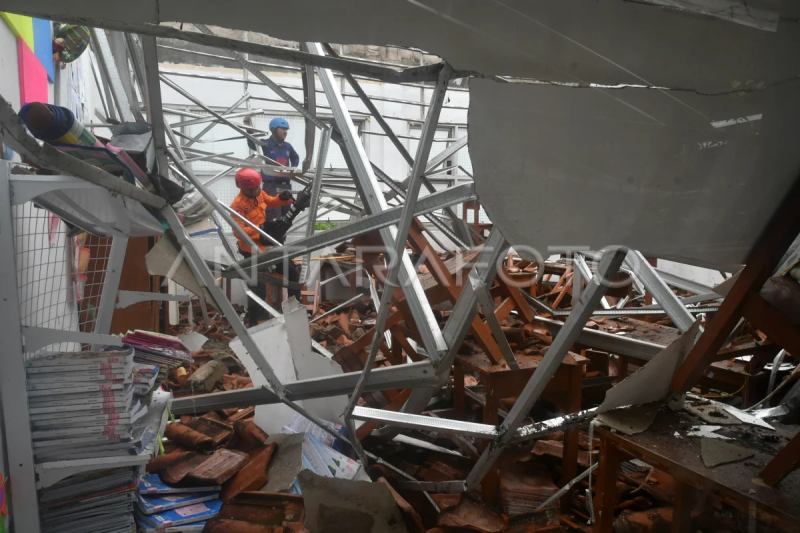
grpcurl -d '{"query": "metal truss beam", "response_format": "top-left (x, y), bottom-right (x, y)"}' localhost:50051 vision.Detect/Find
top-left (522, 291), bottom-right (719, 318)
top-left (352, 407), bottom-right (498, 439)
top-left (170, 361), bottom-right (439, 414)
top-left (344, 63), bottom-right (453, 424)
top-left (574, 253), bottom-right (611, 310)
top-left (655, 268), bottom-right (715, 295)
top-left (466, 249), bottom-right (627, 489)
top-left (90, 29), bottom-right (138, 123)
top-left (116, 290), bottom-right (191, 309)
top-left (403, 229), bottom-right (510, 415)
top-left (223, 183), bottom-right (476, 276)
top-left (195, 25), bottom-right (328, 132)
top-left (307, 40), bottom-right (447, 360)
top-left (535, 316), bottom-right (664, 361)
top-left (300, 127), bottom-right (332, 283)
top-left (624, 251), bottom-right (695, 332)
top-left (371, 164), bottom-right (468, 251)
top-left (471, 273), bottom-right (519, 369)
top-left (162, 206), bottom-right (285, 397)
top-left (141, 36), bottom-right (171, 179)
top-left (0, 8), bottom-right (448, 84)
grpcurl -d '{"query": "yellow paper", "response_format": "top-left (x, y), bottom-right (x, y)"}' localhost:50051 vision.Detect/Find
top-left (1, 13), bottom-right (34, 50)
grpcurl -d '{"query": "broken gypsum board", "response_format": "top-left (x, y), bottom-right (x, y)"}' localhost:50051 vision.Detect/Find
top-left (351, 406), bottom-right (500, 439)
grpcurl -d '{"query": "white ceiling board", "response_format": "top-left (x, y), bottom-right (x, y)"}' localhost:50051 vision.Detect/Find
top-left (7, 1), bottom-right (800, 91)
top-left (165, 0), bottom-right (800, 92)
top-left (469, 79), bottom-right (800, 269)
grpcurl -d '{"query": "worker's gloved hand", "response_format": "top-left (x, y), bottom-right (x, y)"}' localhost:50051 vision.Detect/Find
top-left (294, 189), bottom-right (311, 211)
top-left (278, 190), bottom-right (294, 201)
top-left (262, 218), bottom-right (291, 240)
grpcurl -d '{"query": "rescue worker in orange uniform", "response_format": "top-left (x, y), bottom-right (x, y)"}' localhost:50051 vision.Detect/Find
top-left (230, 168), bottom-right (299, 326)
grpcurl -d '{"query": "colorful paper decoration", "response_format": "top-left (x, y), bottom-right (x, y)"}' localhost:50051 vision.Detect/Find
top-left (17, 37), bottom-right (48, 106)
top-left (2, 13), bottom-right (55, 98)
top-left (0, 12), bottom-right (33, 50)
top-left (32, 18), bottom-right (54, 81)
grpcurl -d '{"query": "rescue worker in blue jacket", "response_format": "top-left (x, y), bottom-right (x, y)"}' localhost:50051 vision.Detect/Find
top-left (244, 116), bottom-right (300, 222)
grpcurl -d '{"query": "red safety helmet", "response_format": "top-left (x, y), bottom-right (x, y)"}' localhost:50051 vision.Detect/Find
top-left (235, 168), bottom-right (262, 189)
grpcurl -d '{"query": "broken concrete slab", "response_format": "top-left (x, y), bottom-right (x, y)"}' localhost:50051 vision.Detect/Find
top-left (297, 470), bottom-right (408, 533)
top-left (262, 433), bottom-right (304, 493)
top-left (598, 403), bottom-right (661, 436)
top-left (700, 437), bottom-right (755, 468)
top-left (183, 360), bottom-right (227, 392)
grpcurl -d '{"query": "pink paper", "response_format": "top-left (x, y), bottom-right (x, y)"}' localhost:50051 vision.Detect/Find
top-left (17, 38), bottom-right (48, 106)
top-left (173, 503), bottom-right (209, 517)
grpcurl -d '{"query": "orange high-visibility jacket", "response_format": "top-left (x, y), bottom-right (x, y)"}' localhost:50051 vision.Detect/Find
top-left (230, 190), bottom-right (292, 253)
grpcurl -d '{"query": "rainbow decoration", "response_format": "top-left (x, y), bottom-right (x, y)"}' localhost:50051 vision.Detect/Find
top-left (1, 12), bottom-right (54, 108)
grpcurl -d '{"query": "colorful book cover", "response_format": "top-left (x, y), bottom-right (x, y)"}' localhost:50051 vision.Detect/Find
top-left (136, 499), bottom-right (222, 528)
top-left (136, 493), bottom-right (219, 515)
top-left (138, 474), bottom-right (220, 495)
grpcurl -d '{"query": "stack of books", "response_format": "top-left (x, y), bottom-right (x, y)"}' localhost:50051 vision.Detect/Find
top-left (39, 467), bottom-right (138, 533)
top-left (123, 330), bottom-right (193, 368)
top-left (26, 346), bottom-right (140, 463)
top-left (135, 475), bottom-right (222, 532)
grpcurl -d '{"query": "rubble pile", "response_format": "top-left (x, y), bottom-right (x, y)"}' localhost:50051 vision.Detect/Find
top-left (149, 250), bottom-right (798, 532)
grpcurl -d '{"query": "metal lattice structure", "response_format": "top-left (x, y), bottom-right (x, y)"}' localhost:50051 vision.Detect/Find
top-left (0, 13), bottom-right (746, 532)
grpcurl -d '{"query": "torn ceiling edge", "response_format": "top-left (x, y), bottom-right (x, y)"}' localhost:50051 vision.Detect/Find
top-left (5, 0), bottom-right (800, 92)
top-left (469, 77), bottom-right (800, 269)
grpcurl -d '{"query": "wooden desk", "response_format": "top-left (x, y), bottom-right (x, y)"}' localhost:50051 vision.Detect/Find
top-left (453, 351), bottom-right (586, 503)
top-left (593, 409), bottom-right (800, 532)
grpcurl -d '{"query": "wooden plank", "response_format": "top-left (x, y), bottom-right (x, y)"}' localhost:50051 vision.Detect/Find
top-left (742, 293), bottom-right (800, 358)
top-left (672, 175), bottom-right (800, 393)
top-left (408, 220), bottom-right (504, 364)
top-left (760, 431), bottom-right (800, 487)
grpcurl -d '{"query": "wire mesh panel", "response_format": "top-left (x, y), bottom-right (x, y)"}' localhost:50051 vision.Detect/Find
top-left (13, 202), bottom-right (113, 356)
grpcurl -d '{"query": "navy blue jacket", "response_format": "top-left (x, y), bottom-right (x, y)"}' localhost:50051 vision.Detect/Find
top-left (247, 136), bottom-right (299, 181)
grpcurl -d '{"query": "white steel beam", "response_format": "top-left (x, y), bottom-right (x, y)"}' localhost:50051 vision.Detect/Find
top-left (90, 29), bottom-right (137, 123)
top-left (402, 228), bottom-right (510, 415)
top-left (0, 163), bottom-right (41, 532)
top-left (624, 251), bottom-right (696, 333)
top-left (300, 127), bottom-right (332, 283)
top-left (304, 42), bottom-right (448, 360)
top-left (222, 183), bottom-right (476, 275)
top-left (343, 63), bottom-right (453, 421)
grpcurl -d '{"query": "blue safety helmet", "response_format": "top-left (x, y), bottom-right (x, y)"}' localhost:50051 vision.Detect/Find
top-left (269, 117), bottom-right (290, 130)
